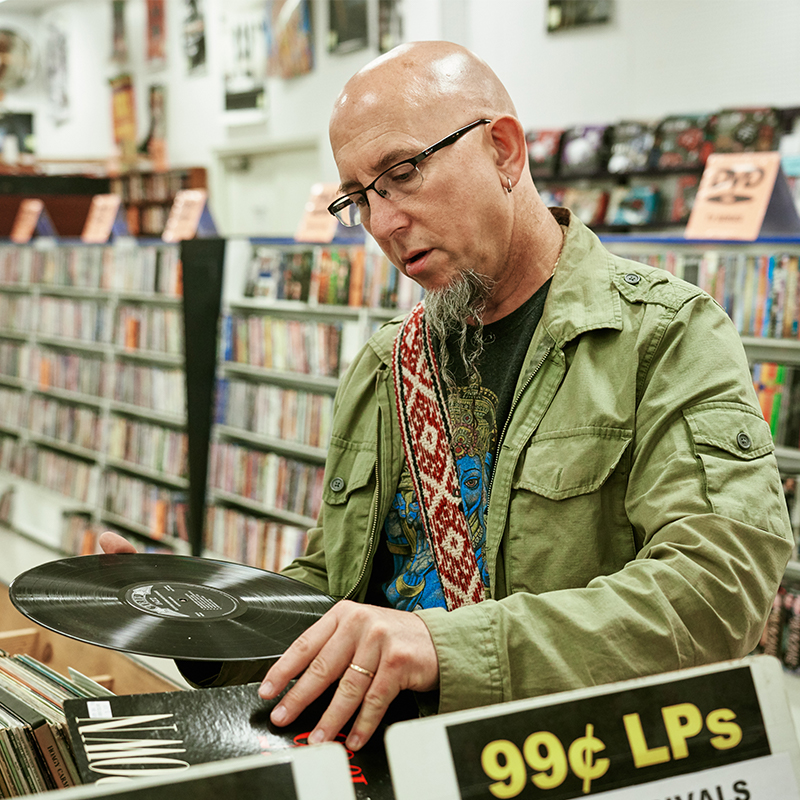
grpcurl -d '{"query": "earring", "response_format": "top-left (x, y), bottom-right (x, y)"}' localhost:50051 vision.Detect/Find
top-left (506, 177), bottom-right (513, 193)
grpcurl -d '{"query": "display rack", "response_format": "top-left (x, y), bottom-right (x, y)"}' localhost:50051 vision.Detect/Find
top-left (180, 236), bottom-right (413, 568)
top-left (601, 234), bottom-right (800, 572)
top-left (537, 164), bottom-right (705, 233)
top-left (110, 167), bottom-right (207, 237)
top-left (0, 238), bottom-right (189, 557)
top-left (0, 174), bottom-right (111, 238)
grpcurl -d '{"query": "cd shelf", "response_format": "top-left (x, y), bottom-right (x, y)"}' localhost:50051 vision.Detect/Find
top-left (194, 236), bottom-right (800, 578)
top-left (0, 240), bottom-right (189, 556)
top-left (178, 237), bottom-right (416, 568)
top-left (215, 424), bottom-right (328, 464)
top-left (602, 236), bottom-right (800, 582)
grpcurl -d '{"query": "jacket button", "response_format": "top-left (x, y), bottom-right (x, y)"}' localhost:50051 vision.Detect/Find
top-left (624, 273), bottom-right (641, 285)
top-left (736, 432), bottom-right (752, 451)
top-left (329, 477), bottom-right (345, 492)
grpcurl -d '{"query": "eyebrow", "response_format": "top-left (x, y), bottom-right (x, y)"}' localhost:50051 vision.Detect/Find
top-left (337, 146), bottom-right (419, 194)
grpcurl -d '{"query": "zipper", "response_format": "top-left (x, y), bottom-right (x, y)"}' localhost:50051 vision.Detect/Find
top-left (487, 343), bottom-right (552, 501)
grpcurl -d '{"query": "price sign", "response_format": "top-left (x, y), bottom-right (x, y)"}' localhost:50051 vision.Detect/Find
top-left (55, 743), bottom-right (355, 800)
top-left (10, 199), bottom-right (45, 243)
top-left (162, 189), bottom-right (210, 243)
top-left (295, 183), bottom-right (341, 243)
top-left (385, 656), bottom-right (800, 800)
top-left (81, 194), bottom-right (124, 243)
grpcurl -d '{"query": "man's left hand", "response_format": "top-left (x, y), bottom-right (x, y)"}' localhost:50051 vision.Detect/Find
top-left (259, 600), bottom-right (438, 750)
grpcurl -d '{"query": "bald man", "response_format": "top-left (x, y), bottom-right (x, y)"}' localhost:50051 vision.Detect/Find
top-left (103, 42), bottom-right (792, 752)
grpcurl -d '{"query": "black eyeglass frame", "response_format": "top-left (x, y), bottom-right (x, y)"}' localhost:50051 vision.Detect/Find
top-left (327, 118), bottom-right (492, 225)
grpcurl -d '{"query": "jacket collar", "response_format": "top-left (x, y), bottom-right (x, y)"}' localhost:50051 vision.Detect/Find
top-left (368, 207), bottom-right (623, 364)
top-left (541, 207), bottom-right (623, 347)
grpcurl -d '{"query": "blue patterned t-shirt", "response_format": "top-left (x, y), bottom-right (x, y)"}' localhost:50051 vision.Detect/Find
top-left (380, 278), bottom-right (551, 610)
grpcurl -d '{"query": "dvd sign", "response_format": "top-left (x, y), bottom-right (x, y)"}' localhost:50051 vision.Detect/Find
top-left (685, 152), bottom-right (800, 240)
top-left (705, 163), bottom-right (766, 205)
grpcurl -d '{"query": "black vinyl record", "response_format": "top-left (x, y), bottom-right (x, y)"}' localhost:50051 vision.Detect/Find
top-left (8, 554), bottom-right (336, 661)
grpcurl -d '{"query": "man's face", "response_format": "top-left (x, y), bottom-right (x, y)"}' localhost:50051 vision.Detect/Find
top-left (331, 106), bottom-right (514, 294)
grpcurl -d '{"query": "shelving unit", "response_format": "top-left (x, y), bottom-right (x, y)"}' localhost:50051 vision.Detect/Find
top-left (537, 165), bottom-right (704, 233)
top-left (177, 236), bottom-right (416, 570)
top-left (0, 238), bottom-right (190, 557)
top-left (110, 166), bottom-right (207, 237)
top-left (601, 234), bottom-right (800, 564)
top-left (0, 174), bottom-right (111, 239)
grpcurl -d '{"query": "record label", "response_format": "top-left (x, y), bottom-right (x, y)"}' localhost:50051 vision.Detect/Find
top-left (123, 582), bottom-right (245, 620)
top-left (9, 554), bottom-right (336, 662)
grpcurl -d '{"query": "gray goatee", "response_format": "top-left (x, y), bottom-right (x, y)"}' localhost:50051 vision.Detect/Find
top-left (423, 270), bottom-right (496, 394)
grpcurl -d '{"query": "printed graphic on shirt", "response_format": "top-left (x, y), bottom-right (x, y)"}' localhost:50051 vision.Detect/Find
top-left (383, 380), bottom-right (495, 610)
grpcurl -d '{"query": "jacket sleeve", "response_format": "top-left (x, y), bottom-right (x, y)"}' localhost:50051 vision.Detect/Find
top-left (415, 289), bottom-right (794, 714)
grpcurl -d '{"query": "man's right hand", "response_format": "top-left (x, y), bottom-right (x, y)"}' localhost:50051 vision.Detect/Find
top-left (98, 531), bottom-right (138, 554)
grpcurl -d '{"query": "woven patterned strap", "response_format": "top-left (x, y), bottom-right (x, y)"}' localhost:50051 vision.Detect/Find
top-left (392, 302), bottom-right (484, 611)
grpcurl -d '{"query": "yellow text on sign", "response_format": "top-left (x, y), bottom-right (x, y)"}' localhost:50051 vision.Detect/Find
top-left (623, 703), bottom-right (742, 768)
top-left (480, 724), bottom-right (609, 798)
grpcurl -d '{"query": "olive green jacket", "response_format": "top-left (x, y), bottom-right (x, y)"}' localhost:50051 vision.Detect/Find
top-left (282, 210), bottom-right (793, 714)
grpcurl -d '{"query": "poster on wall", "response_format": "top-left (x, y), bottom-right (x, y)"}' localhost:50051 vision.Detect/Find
top-left (111, 0), bottom-right (128, 63)
top-left (182, 0), bottom-right (207, 75)
top-left (109, 73), bottom-right (137, 167)
top-left (147, 0), bottom-right (167, 66)
top-left (222, 5), bottom-right (268, 123)
top-left (266, 0), bottom-right (314, 79)
top-left (378, 0), bottom-right (403, 53)
top-left (328, 0), bottom-right (368, 55)
top-left (141, 84), bottom-right (168, 171)
top-left (547, 0), bottom-right (613, 32)
top-left (44, 22), bottom-right (69, 125)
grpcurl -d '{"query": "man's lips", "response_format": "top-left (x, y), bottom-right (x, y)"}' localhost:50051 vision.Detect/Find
top-left (403, 249), bottom-right (431, 276)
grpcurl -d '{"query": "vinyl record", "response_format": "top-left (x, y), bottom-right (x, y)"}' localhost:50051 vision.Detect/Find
top-left (9, 554), bottom-right (336, 661)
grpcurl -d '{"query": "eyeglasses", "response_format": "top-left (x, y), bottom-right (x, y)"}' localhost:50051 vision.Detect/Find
top-left (327, 118), bottom-right (491, 227)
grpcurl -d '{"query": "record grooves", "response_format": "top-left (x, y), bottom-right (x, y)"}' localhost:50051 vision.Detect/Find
top-left (9, 554), bottom-right (336, 661)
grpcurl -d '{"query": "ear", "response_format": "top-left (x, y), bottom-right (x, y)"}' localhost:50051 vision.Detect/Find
top-left (487, 116), bottom-right (528, 190)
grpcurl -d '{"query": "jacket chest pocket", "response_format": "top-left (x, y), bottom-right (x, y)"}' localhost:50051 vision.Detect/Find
top-left (323, 438), bottom-right (376, 507)
top-left (506, 427), bottom-right (633, 593)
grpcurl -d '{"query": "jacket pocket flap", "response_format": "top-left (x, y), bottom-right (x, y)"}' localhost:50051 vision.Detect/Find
top-left (683, 403), bottom-right (774, 459)
top-left (322, 440), bottom-right (376, 505)
top-left (513, 428), bottom-right (631, 500)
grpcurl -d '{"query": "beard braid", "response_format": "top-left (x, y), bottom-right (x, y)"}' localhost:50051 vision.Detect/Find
top-left (423, 270), bottom-right (496, 396)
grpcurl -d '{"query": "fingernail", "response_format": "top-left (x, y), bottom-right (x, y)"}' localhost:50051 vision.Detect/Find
top-left (271, 705), bottom-right (287, 724)
top-left (259, 681), bottom-right (274, 698)
top-left (308, 729), bottom-right (326, 744)
top-left (347, 734), bottom-right (362, 751)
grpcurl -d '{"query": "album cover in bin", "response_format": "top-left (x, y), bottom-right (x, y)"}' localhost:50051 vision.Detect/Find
top-left (606, 185), bottom-right (660, 226)
top-left (525, 128), bottom-right (564, 178)
top-left (607, 121), bottom-right (656, 173)
top-left (669, 173), bottom-right (700, 223)
top-left (559, 125), bottom-right (610, 176)
top-left (654, 113), bottom-right (714, 169)
top-left (562, 187), bottom-right (609, 227)
top-left (64, 682), bottom-right (418, 800)
top-left (713, 107), bottom-right (782, 153)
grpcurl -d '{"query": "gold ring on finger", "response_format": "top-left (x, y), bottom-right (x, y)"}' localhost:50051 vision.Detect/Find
top-left (348, 662), bottom-right (376, 679)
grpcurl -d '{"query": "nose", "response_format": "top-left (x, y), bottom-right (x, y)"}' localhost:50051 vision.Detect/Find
top-left (364, 190), bottom-right (410, 241)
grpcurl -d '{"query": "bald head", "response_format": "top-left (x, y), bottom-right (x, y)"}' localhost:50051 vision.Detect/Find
top-left (330, 41), bottom-right (517, 151)
top-left (327, 41), bottom-right (564, 322)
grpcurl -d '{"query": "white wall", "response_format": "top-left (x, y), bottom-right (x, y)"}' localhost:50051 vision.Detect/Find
top-left (466, 0), bottom-right (800, 129)
top-left (2, 0), bottom-right (800, 234)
